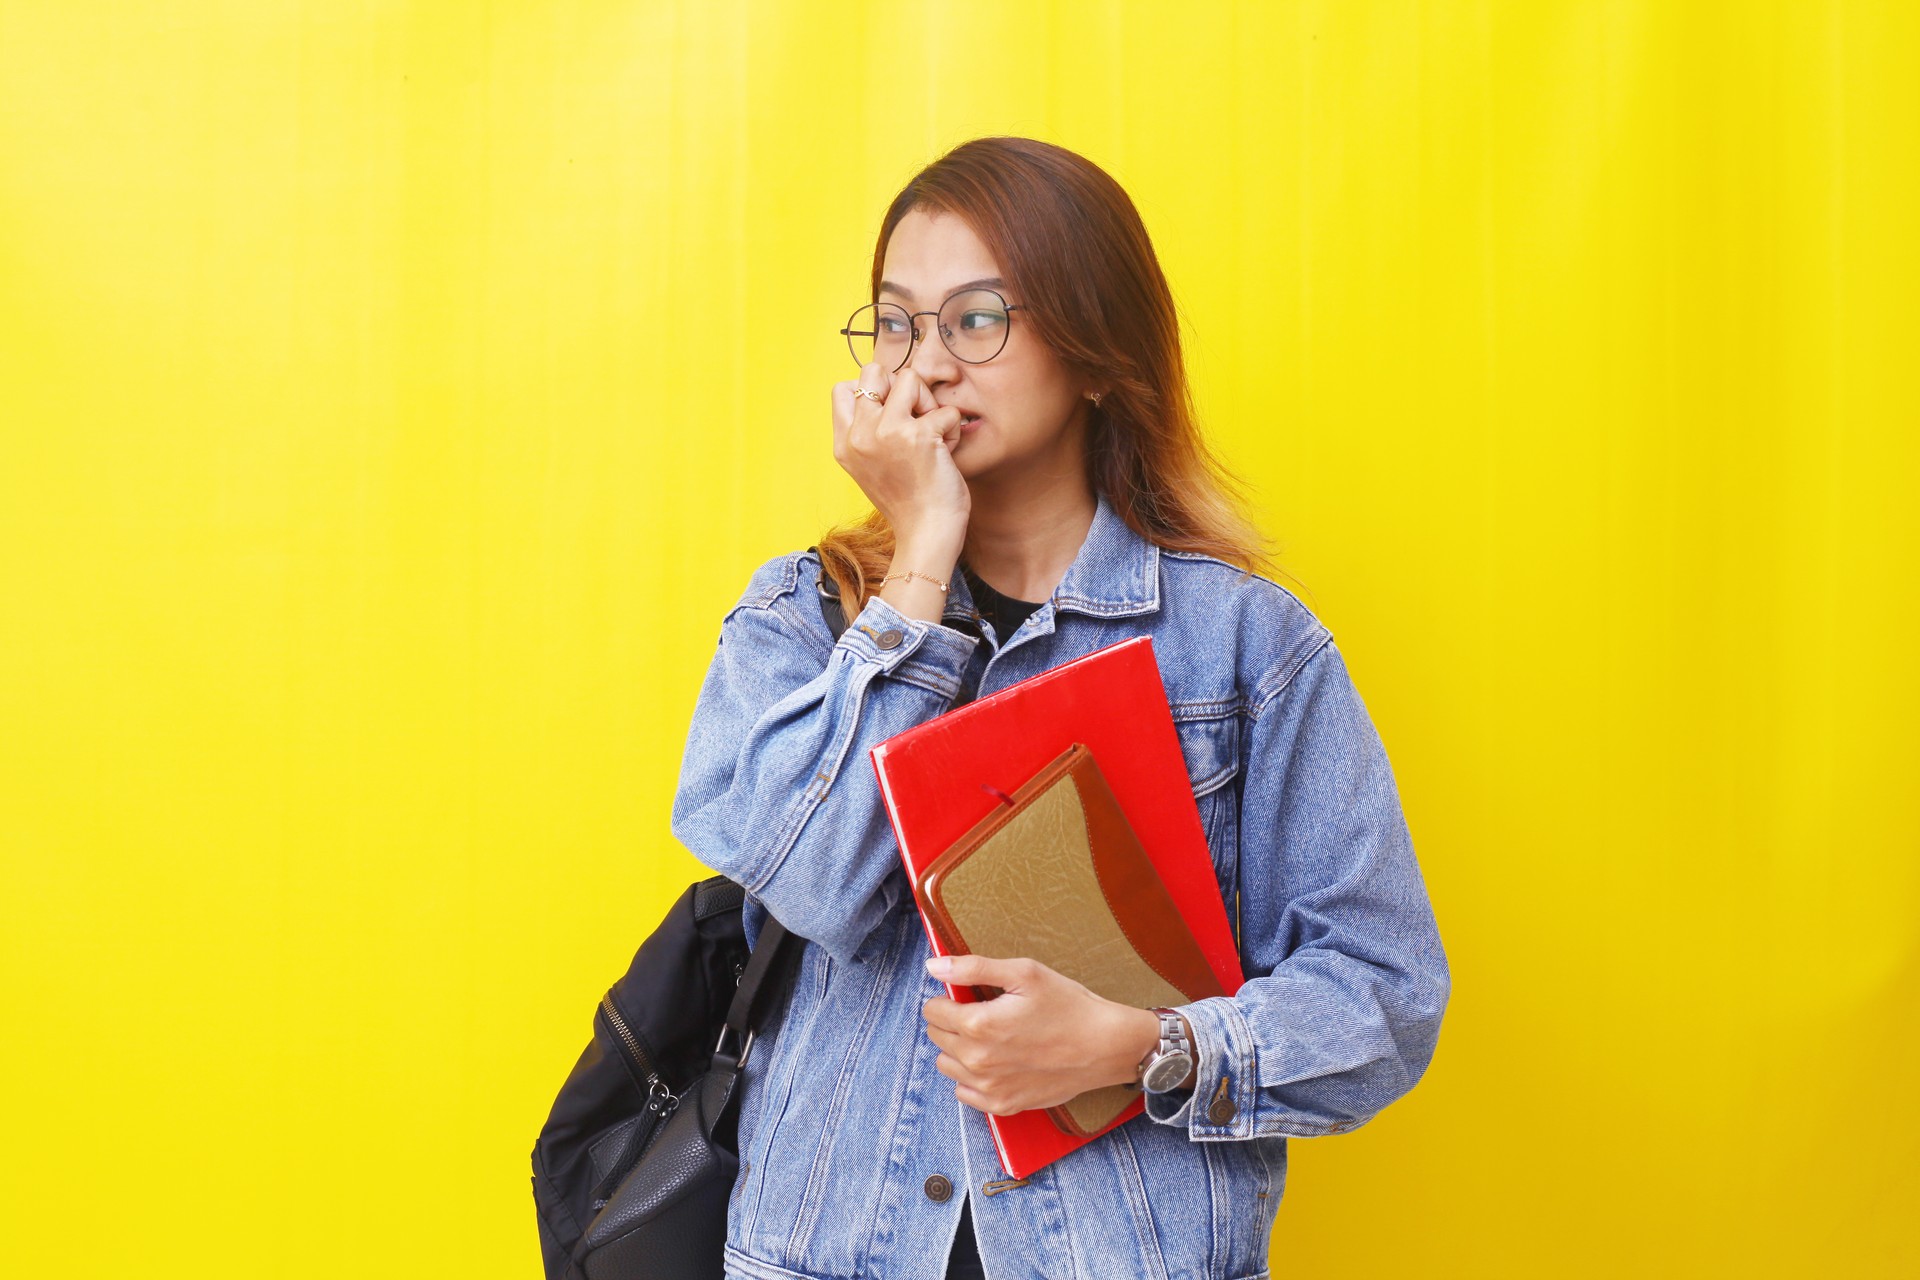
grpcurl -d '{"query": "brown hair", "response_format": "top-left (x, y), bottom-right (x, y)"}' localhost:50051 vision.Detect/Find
top-left (817, 136), bottom-right (1302, 611)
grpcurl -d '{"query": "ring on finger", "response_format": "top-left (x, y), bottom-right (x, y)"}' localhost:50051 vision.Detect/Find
top-left (853, 387), bottom-right (883, 403)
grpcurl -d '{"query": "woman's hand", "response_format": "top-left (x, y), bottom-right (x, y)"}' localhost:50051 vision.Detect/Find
top-left (831, 362), bottom-right (971, 556)
top-left (920, 954), bottom-right (1164, 1116)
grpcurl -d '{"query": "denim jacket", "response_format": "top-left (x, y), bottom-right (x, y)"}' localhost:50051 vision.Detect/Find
top-left (671, 492), bottom-right (1450, 1280)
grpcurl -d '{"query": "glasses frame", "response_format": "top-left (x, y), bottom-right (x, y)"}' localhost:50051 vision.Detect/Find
top-left (839, 287), bottom-right (1026, 373)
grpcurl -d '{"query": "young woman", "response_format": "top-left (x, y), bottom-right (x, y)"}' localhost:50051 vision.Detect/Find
top-left (671, 136), bottom-right (1449, 1280)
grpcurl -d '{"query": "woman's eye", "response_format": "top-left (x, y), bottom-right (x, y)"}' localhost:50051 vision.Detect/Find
top-left (959, 310), bottom-right (1006, 332)
top-left (877, 316), bottom-right (909, 336)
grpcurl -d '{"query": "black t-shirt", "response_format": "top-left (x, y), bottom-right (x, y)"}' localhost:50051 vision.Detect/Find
top-left (944, 1195), bottom-right (985, 1278)
top-left (961, 563), bottom-right (1046, 646)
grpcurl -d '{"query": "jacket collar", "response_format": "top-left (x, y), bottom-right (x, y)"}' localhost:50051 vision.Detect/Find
top-left (942, 490), bottom-right (1162, 627)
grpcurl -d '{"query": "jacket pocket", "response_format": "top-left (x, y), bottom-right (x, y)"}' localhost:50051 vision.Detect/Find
top-left (1171, 711), bottom-right (1242, 933)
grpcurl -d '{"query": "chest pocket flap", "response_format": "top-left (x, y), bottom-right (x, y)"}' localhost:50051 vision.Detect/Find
top-left (1171, 711), bottom-right (1239, 799)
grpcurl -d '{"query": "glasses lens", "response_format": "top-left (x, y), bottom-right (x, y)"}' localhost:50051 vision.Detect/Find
top-left (938, 290), bottom-right (1012, 364)
top-left (845, 303), bottom-right (913, 370)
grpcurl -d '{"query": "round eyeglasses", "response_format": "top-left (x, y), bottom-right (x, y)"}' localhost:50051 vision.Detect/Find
top-left (840, 288), bottom-right (1025, 373)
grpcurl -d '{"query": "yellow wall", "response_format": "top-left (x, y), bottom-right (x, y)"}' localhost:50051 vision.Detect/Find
top-left (3, 2), bottom-right (1914, 1275)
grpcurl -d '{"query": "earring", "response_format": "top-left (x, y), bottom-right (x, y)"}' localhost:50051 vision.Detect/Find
top-left (1086, 391), bottom-right (1104, 408)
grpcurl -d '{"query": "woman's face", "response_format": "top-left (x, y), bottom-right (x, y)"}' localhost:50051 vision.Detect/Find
top-left (878, 208), bottom-right (1090, 482)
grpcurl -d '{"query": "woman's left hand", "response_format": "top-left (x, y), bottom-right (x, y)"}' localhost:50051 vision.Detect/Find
top-left (920, 954), bottom-right (1160, 1116)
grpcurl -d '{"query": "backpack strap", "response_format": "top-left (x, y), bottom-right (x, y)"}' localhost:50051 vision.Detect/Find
top-left (812, 544), bottom-right (849, 619)
top-left (715, 545), bottom-right (852, 1066)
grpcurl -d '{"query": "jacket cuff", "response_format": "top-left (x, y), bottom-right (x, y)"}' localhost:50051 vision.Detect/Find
top-left (1142, 995), bottom-right (1259, 1140)
top-left (836, 593), bottom-right (979, 700)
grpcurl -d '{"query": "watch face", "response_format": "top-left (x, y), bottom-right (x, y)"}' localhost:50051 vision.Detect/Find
top-left (1142, 1050), bottom-right (1194, 1094)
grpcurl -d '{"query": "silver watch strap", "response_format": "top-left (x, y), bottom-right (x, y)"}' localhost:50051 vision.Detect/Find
top-left (1154, 1007), bottom-right (1189, 1055)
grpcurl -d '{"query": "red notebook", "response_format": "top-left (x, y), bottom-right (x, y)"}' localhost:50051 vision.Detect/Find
top-left (869, 636), bottom-right (1245, 1177)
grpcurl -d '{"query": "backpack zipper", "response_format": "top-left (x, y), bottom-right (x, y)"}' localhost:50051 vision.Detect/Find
top-left (589, 994), bottom-right (681, 1214)
top-left (600, 991), bottom-right (664, 1092)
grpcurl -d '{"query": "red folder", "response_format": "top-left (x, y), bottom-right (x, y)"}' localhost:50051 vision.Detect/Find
top-left (869, 636), bottom-right (1245, 1177)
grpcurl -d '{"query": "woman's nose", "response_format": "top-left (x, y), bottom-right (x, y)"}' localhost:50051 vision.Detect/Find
top-left (908, 320), bottom-right (958, 384)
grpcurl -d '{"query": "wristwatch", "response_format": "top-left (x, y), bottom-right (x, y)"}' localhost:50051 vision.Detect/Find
top-left (1134, 1008), bottom-right (1195, 1095)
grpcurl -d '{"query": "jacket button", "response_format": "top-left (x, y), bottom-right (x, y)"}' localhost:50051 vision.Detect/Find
top-left (875, 628), bottom-right (905, 650)
top-left (1207, 1094), bottom-right (1238, 1125)
top-left (924, 1174), bottom-right (953, 1202)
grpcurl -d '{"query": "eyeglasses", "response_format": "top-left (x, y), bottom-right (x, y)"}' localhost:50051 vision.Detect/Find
top-left (840, 288), bottom-right (1025, 373)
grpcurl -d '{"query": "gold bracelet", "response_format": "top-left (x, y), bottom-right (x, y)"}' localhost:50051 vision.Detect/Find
top-left (879, 569), bottom-right (949, 592)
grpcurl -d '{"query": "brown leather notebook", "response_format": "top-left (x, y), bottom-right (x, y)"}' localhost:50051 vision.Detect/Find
top-left (914, 742), bottom-right (1226, 1139)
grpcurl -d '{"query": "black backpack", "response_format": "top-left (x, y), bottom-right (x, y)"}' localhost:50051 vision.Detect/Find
top-left (530, 557), bottom-right (849, 1279)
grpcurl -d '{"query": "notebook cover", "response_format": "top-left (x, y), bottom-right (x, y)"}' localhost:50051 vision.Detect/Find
top-left (870, 636), bottom-right (1244, 1177)
top-left (917, 741), bottom-right (1227, 1139)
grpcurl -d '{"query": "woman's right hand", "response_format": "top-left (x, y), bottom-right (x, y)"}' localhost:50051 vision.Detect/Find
top-left (831, 362), bottom-right (971, 558)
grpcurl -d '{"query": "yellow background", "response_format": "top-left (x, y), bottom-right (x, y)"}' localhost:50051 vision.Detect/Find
top-left (3, 2), bottom-right (1915, 1275)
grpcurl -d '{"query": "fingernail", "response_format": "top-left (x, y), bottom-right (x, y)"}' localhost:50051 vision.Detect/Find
top-left (925, 956), bottom-right (952, 979)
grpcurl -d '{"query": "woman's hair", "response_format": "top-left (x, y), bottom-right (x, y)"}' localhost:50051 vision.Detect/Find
top-left (817, 135), bottom-right (1298, 611)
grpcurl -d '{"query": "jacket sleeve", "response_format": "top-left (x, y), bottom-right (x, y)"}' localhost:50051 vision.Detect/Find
top-left (668, 552), bottom-right (981, 964)
top-left (1144, 636), bottom-right (1451, 1140)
